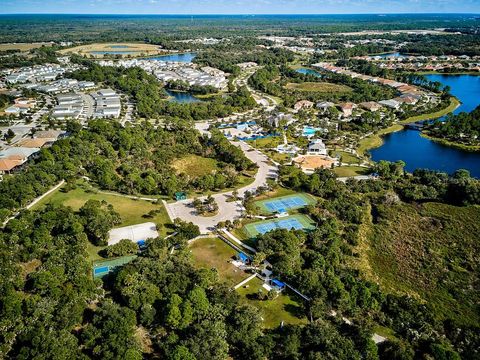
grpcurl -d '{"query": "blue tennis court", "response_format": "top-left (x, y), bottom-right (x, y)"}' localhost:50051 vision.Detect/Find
top-left (254, 218), bottom-right (304, 235)
top-left (94, 266), bottom-right (109, 275)
top-left (261, 194), bottom-right (313, 214)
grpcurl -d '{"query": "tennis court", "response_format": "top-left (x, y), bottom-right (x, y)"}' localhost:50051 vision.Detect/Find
top-left (255, 193), bottom-right (315, 214)
top-left (92, 255), bottom-right (137, 279)
top-left (244, 215), bottom-right (316, 238)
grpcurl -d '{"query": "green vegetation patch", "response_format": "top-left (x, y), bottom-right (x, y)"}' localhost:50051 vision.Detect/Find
top-left (172, 155), bottom-right (219, 178)
top-left (31, 182), bottom-right (173, 237)
top-left (189, 237), bottom-right (249, 287)
top-left (236, 276), bottom-right (307, 329)
top-left (285, 81), bottom-right (352, 93)
top-left (246, 136), bottom-right (283, 149)
top-left (333, 166), bottom-right (371, 177)
top-left (367, 201), bottom-right (480, 326)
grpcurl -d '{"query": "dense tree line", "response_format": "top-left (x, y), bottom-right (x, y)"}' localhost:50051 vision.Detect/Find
top-left (268, 164), bottom-right (480, 358)
top-left (194, 47), bottom-right (295, 75)
top-left (0, 120), bottom-right (254, 222)
top-left (0, 46), bottom-right (59, 69)
top-left (426, 105), bottom-right (480, 147)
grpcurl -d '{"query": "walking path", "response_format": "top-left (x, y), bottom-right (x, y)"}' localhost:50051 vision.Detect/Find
top-left (2, 179), bottom-right (65, 228)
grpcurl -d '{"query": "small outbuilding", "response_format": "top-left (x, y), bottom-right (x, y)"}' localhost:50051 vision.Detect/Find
top-left (271, 279), bottom-right (286, 292)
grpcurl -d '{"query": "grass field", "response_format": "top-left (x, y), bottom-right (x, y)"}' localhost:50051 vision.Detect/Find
top-left (0, 42), bottom-right (53, 51)
top-left (254, 193), bottom-right (316, 215)
top-left (59, 42), bottom-right (163, 58)
top-left (243, 214), bottom-right (316, 238)
top-left (398, 97), bottom-right (460, 125)
top-left (333, 150), bottom-right (362, 164)
top-left (333, 166), bottom-right (371, 177)
top-left (31, 182), bottom-right (173, 236)
top-left (365, 201), bottom-right (480, 326)
top-left (246, 136), bottom-right (283, 149)
top-left (285, 82), bottom-right (352, 93)
top-left (236, 277), bottom-right (308, 328)
top-left (172, 155), bottom-right (219, 178)
top-left (189, 237), bottom-right (249, 287)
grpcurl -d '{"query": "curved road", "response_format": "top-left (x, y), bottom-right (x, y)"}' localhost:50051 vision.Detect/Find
top-left (165, 141), bottom-right (277, 233)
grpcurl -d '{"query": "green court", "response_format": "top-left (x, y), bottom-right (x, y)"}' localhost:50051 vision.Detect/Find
top-left (254, 193), bottom-right (316, 214)
top-left (243, 214), bottom-right (316, 238)
top-left (92, 255), bottom-right (137, 278)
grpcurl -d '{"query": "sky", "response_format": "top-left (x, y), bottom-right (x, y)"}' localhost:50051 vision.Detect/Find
top-left (1, 0), bottom-right (480, 15)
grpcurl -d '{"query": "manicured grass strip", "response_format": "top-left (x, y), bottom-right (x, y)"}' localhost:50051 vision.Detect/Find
top-left (189, 237), bottom-right (249, 287)
top-left (398, 96), bottom-right (460, 124)
top-left (31, 182), bottom-right (173, 237)
top-left (285, 82), bottom-right (352, 93)
top-left (254, 193), bottom-right (316, 214)
top-left (243, 214), bottom-right (316, 238)
top-left (236, 276), bottom-right (308, 329)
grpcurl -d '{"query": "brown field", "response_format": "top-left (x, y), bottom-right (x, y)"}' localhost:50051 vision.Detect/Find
top-left (285, 82), bottom-right (352, 93)
top-left (190, 237), bottom-right (249, 287)
top-left (0, 42), bottom-right (53, 51)
top-left (293, 155), bottom-right (336, 171)
top-left (59, 43), bottom-right (164, 58)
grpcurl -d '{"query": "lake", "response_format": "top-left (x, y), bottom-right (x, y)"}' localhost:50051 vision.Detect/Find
top-left (375, 52), bottom-right (407, 59)
top-left (296, 68), bottom-right (322, 77)
top-left (90, 50), bottom-right (138, 55)
top-left (146, 52), bottom-right (196, 62)
top-left (166, 90), bottom-right (202, 103)
top-left (370, 74), bottom-right (480, 177)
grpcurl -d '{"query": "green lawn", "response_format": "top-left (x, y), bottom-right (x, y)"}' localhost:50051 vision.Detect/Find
top-left (285, 82), bottom-right (352, 93)
top-left (172, 155), bottom-right (219, 178)
top-left (246, 136), bottom-right (283, 149)
top-left (236, 276), bottom-right (308, 329)
top-left (332, 150), bottom-right (362, 165)
top-left (398, 97), bottom-right (460, 125)
top-left (31, 182), bottom-right (173, 237)
top-left (189, 237), bottom-right (249, 287)
top-left (333, 166), bottom-right (371, 177)
top-left (366, 202), bottom-right (480, 326)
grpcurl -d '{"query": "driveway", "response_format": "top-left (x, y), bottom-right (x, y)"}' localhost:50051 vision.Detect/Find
top-left (165, 141), bottom-right (277, 233)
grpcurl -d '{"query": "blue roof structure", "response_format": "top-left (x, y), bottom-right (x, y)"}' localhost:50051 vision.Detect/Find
top-left (272, 279), bottom-right (286, 289)
top-left (238, 252), bottom-right (249, 263)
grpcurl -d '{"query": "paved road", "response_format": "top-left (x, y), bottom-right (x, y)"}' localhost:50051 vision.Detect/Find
top-left (165, 141), bottom-right (277, 233)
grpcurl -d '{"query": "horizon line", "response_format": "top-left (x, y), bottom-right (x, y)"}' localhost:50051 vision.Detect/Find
top-left (1, 12), bottom-right (479, 16)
